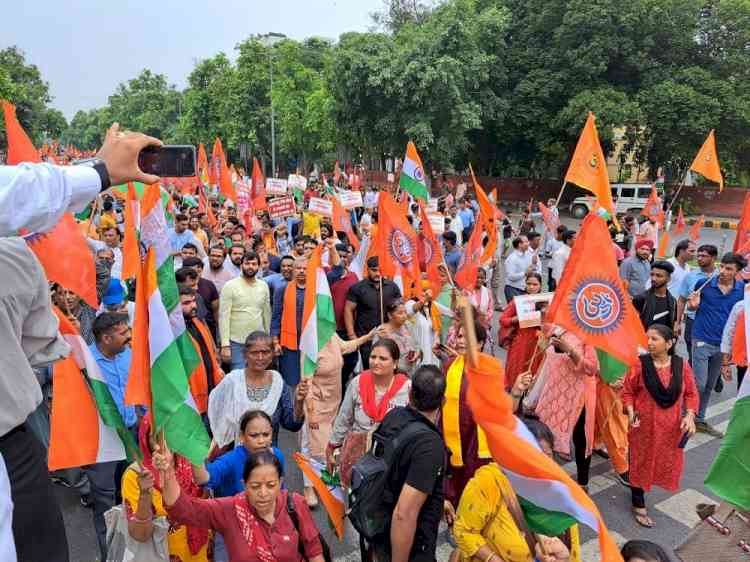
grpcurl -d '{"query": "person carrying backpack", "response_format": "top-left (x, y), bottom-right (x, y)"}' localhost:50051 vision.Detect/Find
top-left (349, 365), bottom-right (448, 562)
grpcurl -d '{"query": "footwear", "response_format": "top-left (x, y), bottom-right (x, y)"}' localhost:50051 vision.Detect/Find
top-left (695, 421), bottom-right (724, 438)
top-left (303, 486), bottom-right (318, 508)
top-left (632, 507), bottom-right (654, 528)
top-left (593, 449), bottom-right (610, 460)
top-left (615, 471), bottom-right (631, 488)
top-left (715, 377), bottom-right (724, 393)
top-left (80, 494), bottom-right (93, 509)
top-left (50, 476), bottom-right (72, 488)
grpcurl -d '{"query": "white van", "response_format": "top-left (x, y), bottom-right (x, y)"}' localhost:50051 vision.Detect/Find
top-left (569, 183), bottom-right (663, 219)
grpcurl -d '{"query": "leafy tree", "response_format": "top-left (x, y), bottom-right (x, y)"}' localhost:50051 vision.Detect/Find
top-left (371, 0), bottom-right (438, 33)
top-left (63, 108), bottom-right (111, 150)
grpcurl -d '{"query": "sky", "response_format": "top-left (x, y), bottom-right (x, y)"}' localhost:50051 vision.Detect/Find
top-left (4, 0), bottom-right (383, 120)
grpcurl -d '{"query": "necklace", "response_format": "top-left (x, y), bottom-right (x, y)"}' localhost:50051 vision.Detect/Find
top-left (246, 372), bottom-right (271, 402)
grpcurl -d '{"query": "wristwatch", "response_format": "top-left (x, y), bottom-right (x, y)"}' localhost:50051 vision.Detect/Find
top-left (74, 157), bottom-right (111, 191)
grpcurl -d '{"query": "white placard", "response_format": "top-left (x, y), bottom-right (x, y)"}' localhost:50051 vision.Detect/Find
top-left (288, 174), bottom-right (308, 190)
top-left (427, 213), bottom-right (445, 234)
top-left (387, 172), bottom-right (395, 183)
top-left (339, 191), bottom-right (363, 209)
top-left (308, 197), bottom-right (333, 217)
top-left (427, 198), bottom-right (438, 213)
top-left (513, 292), bottom-right (554, 328)
top-left (266, 178), bottom-right (288, 195)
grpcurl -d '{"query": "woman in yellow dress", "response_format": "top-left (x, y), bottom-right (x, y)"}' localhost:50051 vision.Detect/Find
top-left (452, 418), bottom-right (580, 562)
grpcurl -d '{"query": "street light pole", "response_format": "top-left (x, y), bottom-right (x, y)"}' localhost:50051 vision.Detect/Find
top-left (269, 51), bottom-right (276, 178)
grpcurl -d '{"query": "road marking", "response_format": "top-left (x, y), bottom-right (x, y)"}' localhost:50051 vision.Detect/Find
top-left (685, 420), bottom-right (729, 452)
top-left (705, 396), bottom-right (736, 418)
top-left (654, 488), bottom-right (715, 528)
top-left (580, 531), bottom-right (628, 562)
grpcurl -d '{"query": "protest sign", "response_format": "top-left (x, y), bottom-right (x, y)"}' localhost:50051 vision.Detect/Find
top-left (339, 191), bottom-right (363, 210)
top-left (513, 292), bottom-right (554, 328)
top-left (267, 196), bottom-right (297, 219)
top-left (266, 178), bottom-right (288, 195)
top-left (427, 213), bottom-right (445, 234)
top-left (308, 197), bottom-right (333, 217)
top-left (288, 174), bottom-right (308, 191)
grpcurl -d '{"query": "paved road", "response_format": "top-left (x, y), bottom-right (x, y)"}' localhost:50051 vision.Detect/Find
top-left (58, 217), bottom-right (741, 561)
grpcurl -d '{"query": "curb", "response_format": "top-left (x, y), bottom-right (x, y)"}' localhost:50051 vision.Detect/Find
top-left (690, 219), bottom-right (738, 230)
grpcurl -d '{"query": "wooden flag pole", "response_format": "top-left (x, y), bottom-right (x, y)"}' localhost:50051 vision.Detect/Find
top-left (666, 169), bottom-right (690, 213)
top-left (554, 181), bottom-right (568, 209)
top-left (379, 275), bottom-right (384, 325)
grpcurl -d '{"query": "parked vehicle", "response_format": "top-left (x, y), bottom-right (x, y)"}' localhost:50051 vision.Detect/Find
top-left (569, 183), bottom-right (663, 219)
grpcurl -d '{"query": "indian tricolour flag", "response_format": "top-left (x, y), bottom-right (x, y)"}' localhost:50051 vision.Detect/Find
top-left (48, 309), bottom-right (138, 471)
top-left (399, 141), bottom-right (429, 202)
top-left (126, 184), bottom-right (210, 465)
top-left (300, 245), bottom-right (336, 378)
top-left (467, 353), bottom-right (624, 562)
top-left (704, 284), bottom-right (750, 511)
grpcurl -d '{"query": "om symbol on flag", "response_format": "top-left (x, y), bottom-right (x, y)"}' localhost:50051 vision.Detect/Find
top-left (571, 279), bottom-right (624, 334)
top-left (389, 229), bottom-right (415, 267)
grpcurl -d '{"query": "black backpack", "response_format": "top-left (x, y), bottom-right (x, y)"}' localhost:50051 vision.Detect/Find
top-left (347, 420), bottom-right (433, 540)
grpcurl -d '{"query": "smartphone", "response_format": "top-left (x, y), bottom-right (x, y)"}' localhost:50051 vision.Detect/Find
top-left (535, 301), bottom-right (547, 312)
top-left (138, 145), bottom-right (196, 177)
top-left (677, 431), bottom-right (691, 449)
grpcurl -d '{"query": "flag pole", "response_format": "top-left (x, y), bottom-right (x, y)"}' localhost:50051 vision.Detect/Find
top-left (379, 275), bottom-right (384, 325)
top-left (554, 181), bottom-right (568, 208)
top-left (666, 169), bottom-right (690, 213)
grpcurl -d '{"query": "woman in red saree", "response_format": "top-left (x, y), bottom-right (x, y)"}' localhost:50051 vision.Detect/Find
top-left (498, 272), bottom-right (544, 392)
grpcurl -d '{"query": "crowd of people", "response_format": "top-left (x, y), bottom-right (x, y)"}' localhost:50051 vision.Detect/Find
top-left (0, 125), bottom-right (744, 562)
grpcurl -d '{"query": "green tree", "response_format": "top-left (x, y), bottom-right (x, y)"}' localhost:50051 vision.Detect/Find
top-left (63, 107), bottom-right (111, 150)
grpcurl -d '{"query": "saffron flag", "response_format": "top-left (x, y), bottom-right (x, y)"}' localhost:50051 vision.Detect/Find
top-left (196, 143), bottom-right (210, 186)
top-left (656, 231), bottom-right (670, 259)
top-left (674, 206), bottom-right (686, 235)
top-left (25, 213), bottom-right (98, 308)
top-left (333, 160), bottom-right (342, 185)
top-left (120, 182), bottom-right (141, 280)
top-left (455, 219), bottom-right (484, 290)
top-left (704, 283), bottom-right (750, 511)
top-left (689, 215), bottom-right (704, 242)
top-left (294, 453), bottom-right (345, 539)
top-left (469, 164), bottom-right (498, 264)
top-left (690, 130), bottom-right (723, 192)
top-left (373, 193), bottom-right (421, 285)
top-left (465, 353), bottom-right (624, 562)
top-left (417, 203), bottom-right (444, 297)
top-left (641, 185), bottom-right (664, 227)
top-left (251, 158), bottom-right (267, 211)
top-left (300, 246), bottom-right (336, 378)
top-left (538, 201), bottom-right (560, 234)
top-left (1, 100), bottom-right (41, 164)
top-left (125, 186), bottom-right (210, 465)
top-left (733, 193), bottom-right (750, 254)
top-left (564, 113), bottom-right (616, 221)
top-left (399, 141), bottom-right (429, 202)
top-left (211, 138), bottom-right (238, 202)
top-left (49, 309), bottom-right (138, 470)
top-left (545, 213), bottom-right (647, 383)
top-left (331, 195), bottom-right (359, 251)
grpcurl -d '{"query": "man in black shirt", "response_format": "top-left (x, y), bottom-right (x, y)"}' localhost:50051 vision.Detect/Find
top-left (344, 256), bottom-right (401, 368)
top-left (632, 260), bottom-right (676, 330)
top-left (375, 365), bottom-right (447, 562)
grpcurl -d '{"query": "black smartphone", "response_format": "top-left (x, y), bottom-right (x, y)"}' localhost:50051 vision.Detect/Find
top-left (138, 145), bottom-right (196, 177)
top-left (677, 431), bottom-right (691, 449)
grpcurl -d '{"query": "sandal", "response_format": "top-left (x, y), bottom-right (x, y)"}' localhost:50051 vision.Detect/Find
top-left (632, 507), bottom-right (653, 528)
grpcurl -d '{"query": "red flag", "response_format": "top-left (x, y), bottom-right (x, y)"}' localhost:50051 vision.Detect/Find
top-left (2, 100), bottom-right (41, 164)
top-left (538, 200), bottom-right (560, 234)
top-left (733, 194), bottom-right (750, 254)
top-left (689, 215), bottom-right (705, 242)
top-left (331, 195), bottom-right (359, 251)
top-left (120, 182), bottom-right (141, 280)
top-left (25, 213), bottom-right (98, 308)
top-left (251, 158), bottom-right (267, 211)
top-left (545, 213), bottom-right (647, 371)
top-left (469, 164), bottom-right (498, 264)
top-left (211, 138), bottom-right (238, 202)
top-left (640, 185), bottom-right (664, 227)
top-left (417, 203), bottom-right (444, 297)
top-left (455, 219), bottom-right (484, 290)
top-left (674, 206), bottom-right (686, 235)
top-left (372, 193), bottom-right (421, 284)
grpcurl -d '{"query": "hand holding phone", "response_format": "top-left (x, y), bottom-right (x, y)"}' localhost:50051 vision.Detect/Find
top-left (138, 145), bottom-right (196, 177)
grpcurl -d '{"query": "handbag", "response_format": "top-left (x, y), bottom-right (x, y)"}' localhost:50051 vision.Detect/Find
top-left (104, 504), bottom-right (170, 562)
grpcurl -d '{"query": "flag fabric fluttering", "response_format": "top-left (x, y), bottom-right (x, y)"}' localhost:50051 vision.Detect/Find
top-left (2, 100), bottom-right (41, 164)
top-left (125, 186), bottom-right (210, 465)
top-left (25, 213), bottom-right (98, 308)
top-left (641, 185), bottom-right (664, 227)
top-left (197, 143), bottom-right (210, 186)
top-left (564, 113), bottom-right (617, 221)
top-left (399, 141), bottom-right (429, 202)
top-left (299, 246), bottom-right (337, 379)
top-left (349, 235), bottom-right (371, 281)
top-left (373, 193), bottom-right (421, 288)
top-left (545, 213), bottom-right (647, 383)
top-left (674, 206), bottom-right (686, 235)
top-left (690, 130), bottom-right (723, 192)
top-left (294, 453), bottom-right (345, 539)
top-left (465, 353), bottom-right (624, 562)
top-left (689, 215), bottom-right (705, 242)
top-left (49, 309), bottom-right (138, 470)
top-left (211, 138), bottom-right (238, 202)
top-left (538, 201), bottom-right (560, 234)
top-left (469, 164), bottom-right (498, 264)
top-left (251, 158), bottom-right (267, 211)
top-left (120, 182), bottom-right (141, 280)
top-left (656, 231), bottom-right (670, 259)
top-left (331, 195), bottom-right (359, 251)
top-left (417, 203), bottom-right (445, 298)
top-left (733, 193), bottom-right (750, 254)
top-left (455, 220), bottom-right (484, 290)
top-left (704, 283), bottom-right (750, 511)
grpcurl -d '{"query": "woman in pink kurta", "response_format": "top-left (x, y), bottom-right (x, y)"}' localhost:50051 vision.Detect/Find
top-left (534, 330), bottom-right (599, 489)
top-left (622, 324), bottom-right (698, 528)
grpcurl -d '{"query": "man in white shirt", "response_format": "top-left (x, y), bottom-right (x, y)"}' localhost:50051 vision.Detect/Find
top-left (363, 185), bottom-right (379, 210)
top-left (527, 231), bottom-right (544, 275)
top-left (551, 230), bottom-right (577, 286)
top-left (666, 238), bottom-right (695, 298)
top-left (447, 206), bottom-right (464, 243)
top-left (503, 235), bottom-right (532, 303)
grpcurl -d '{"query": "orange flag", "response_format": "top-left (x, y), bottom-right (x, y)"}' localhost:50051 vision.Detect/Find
top-left (640, 185), bottom-right (664, 227)
top-left (294, 453), bottom-right (345, 539)
top-left (469, 164), bottom-right (498, 264)
top-left (196, 143), bottom-right (209, 185)
top-left (733, 194), bottom-right (750, 253)
top-left (211, 138), bottom-right (238, 202)
top-left (455, 219), bottom-right (484, 290)
top-left (1, 100), bottom-right (41, 164)
top-left (674, 206), bottom-right (686, 235)
top-left (689, 215), bottom-right (705, 242)
top-left (125, 247), bottom-right (155, 412)
top-left (331, 195), bottom-right (359, 251)
top-left (690, 130), bottom-right (723, 192)
top-left (373, 193), bottom-right (421, 285)
top-left (251, 158), bottom-right (267, 211)
top-left (25, 213), bottom-right (98, 308)
top-left (546, 213), bottom-right (647, 374)
top-left (399, 190), bottom-right (410, 214)
top-left (564, 112), bottom-right (616, 220)
top-left (120, 182), bottom-right (141, 280)
top-left (656, 231), bottom-right (670, 259)
top-left (417, 203), bottom-right (444, 297)
top-left (333, 160), bottom-right (342, 185)
top-left (538, 200), bottom-right (560, 233)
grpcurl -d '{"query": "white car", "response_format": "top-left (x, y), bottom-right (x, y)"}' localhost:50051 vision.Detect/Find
top-left (569, 183), bottom-right (664, 219)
